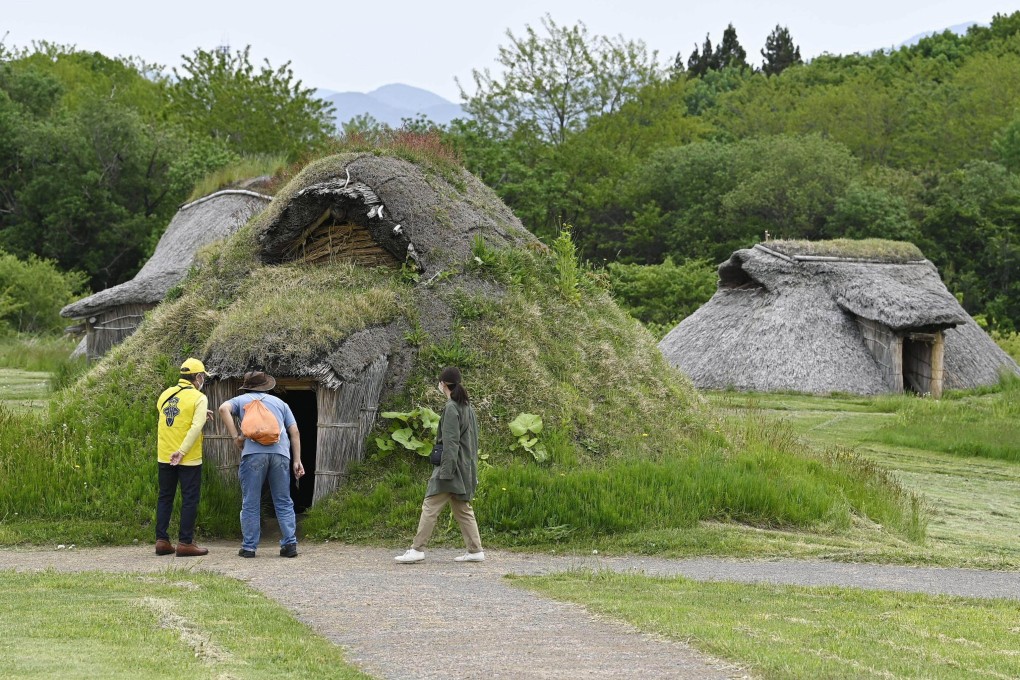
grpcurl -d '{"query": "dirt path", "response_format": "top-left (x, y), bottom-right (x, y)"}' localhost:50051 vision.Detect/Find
top-left (4, 543), bottom-right (1020, 679)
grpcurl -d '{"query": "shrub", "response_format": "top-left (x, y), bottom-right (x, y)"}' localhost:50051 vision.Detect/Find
top-left (0, 251), bottom-right (88, 335)
top-left (608, 257), bottom-right (716, 337)
top-left (993, 330), bottom-right (1020, 363)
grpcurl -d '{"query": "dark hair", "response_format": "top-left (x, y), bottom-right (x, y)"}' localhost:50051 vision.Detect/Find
top-left (440, 366), bottom-right (469, 405)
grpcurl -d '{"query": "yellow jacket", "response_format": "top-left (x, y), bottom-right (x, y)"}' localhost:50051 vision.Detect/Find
top-left (156, 380), bottom-right (208, 465)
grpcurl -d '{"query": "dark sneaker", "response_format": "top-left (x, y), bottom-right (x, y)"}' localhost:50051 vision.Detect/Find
top-left (280, 543), bottom-right (298, 558)
top-left (238, 549), bottom-right (256, 558)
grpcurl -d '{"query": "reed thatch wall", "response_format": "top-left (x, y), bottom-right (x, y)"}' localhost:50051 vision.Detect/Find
top-left (84, 303), bottom-right (155, 361)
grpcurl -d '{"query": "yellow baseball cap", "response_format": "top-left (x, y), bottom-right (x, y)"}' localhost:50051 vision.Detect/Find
top-left (179, 358), bottom-right (207, 375)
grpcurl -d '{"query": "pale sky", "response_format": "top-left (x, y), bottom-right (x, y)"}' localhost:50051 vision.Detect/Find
top-left (3, 0), bottom-right (1017, 101)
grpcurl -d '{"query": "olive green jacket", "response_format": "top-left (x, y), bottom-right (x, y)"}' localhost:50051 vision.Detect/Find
top-left (426, 400), bottom-right (479, 501)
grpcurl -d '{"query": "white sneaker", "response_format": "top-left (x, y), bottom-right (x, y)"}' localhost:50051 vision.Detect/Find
top-left (394, 548), bottom-right (425, 563)
top-left (454, 551), bottom-right (485, 562)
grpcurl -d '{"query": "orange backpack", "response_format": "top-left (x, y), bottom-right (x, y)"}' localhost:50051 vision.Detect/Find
top-left (240, 397), bottom-right (281, 445)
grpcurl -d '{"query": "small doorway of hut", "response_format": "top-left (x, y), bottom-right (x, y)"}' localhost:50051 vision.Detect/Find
top-left (276, 380), bottom-right (318, 512)
top-left (901, 332), bottom-right (944, 398)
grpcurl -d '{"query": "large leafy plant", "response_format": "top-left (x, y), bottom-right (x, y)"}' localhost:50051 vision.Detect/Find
top-left (509, 413), bottom-right (548, 462)
top-left (375, 407), bottom-right (441, 458)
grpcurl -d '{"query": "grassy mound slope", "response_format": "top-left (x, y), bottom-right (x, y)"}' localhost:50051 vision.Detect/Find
top-left (0, 155), bottom-right (924, 546)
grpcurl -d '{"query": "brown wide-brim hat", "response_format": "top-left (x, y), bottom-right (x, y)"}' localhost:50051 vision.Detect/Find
top-left (239, 370), bottom-right (276, 392)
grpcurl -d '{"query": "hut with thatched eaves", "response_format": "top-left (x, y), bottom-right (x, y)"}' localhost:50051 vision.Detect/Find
top-left (192, 154), bottom-right (534, 509)
top-left (60, 189), bottom-right (271, 360)
top-left (659, 240), bottom-right (1020, 397)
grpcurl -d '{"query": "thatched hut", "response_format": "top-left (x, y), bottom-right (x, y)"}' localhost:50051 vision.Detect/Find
top-left (60, 190), bottom-right (271, 360)
top-left (659, 241), bottom-right (1020, 396)
top-left (195, 154), bottom-right (532, 509)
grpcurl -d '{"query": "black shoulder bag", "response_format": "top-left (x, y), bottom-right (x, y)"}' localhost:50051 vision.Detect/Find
top-left (430, 442), bottom-right (444, 466)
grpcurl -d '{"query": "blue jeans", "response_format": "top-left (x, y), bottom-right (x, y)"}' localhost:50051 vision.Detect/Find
top-left (239, 452), bottom-right (297, 551)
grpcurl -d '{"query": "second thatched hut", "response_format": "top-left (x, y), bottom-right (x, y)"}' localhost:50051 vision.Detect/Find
top-left (659, 240), bottom-right (1020, 396)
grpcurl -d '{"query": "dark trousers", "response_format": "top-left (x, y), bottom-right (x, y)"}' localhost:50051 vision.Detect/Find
top-left (155, 462), bottom-right (202, 544)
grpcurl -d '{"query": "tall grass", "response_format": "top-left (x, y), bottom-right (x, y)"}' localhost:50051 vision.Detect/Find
top-left (0, 335), bottom-right (77, 372)
top-left (186, 154), bottom-right (289, 202)
top-left (869, 375), bottom-right (1020, 462)
top-left (993, 329), bottom-right (1020, 363)
top-left (304, 410), bottom-right (925, 545)
top-left (0, 366), bottom-right (241, 544)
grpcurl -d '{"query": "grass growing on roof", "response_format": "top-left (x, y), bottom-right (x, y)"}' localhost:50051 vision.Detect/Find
top-left (186, 153), bottom-right (289, 202)
top-left (766, 238), bottom-right (925, 262)
top-left (202, 263), bottom-right (401, 368)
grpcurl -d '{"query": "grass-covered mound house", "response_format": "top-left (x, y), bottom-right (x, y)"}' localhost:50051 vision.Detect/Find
top-left (660, 240), bottom-right (1020, 397)
top-left (0, 155), bottom-right (925, 547)
top-left (61, 189), bottom-right (271, 360)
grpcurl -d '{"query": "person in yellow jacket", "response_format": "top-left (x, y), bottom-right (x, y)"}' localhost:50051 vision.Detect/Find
top-left (155, 358), bottom-right (212, 557)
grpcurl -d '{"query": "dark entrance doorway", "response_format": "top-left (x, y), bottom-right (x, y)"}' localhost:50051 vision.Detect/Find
top-left (902, 334), bottom-right (936, 395)
top-left (278, 387), bottom-right (317, 512)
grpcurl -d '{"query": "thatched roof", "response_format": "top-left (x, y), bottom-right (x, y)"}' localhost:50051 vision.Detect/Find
top-left (661, 243), bottom-right (1020, 394)
top-left (252, 153), bottom-right (532, 278)
top-left (199, 153), bottom-right (535, 387)
top-left (61, 190), bottom-right (271, 319)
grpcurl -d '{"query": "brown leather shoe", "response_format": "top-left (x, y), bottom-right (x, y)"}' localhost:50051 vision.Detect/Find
top-left (155, 539), bottom-right (175, 556)
top-left (175, 541), bottom-right (209, 557)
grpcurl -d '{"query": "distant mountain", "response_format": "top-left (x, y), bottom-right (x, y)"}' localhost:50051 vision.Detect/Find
top-left (317, 83), bottom-right (466, 130)
top-left (897, 22), bottom-right (978, 48)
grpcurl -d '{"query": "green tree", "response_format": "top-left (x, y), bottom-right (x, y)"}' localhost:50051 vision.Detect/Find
top-left (716, 24), bottom-right (749, 70)
top-left (993, 113), bottom-right (1020, 172)
top-left (922, 161), bottom-right (1020, 330)
top-left (0, 46), bottom-right (187, 289)
top-left (761, 25), bottom-right (802, 76)
top-left (167, 45), bottom-right (335, 158)
top-left (620, 135), bottom-right (899, 264)
top-left (459, 14), bottom-right (661, 145)
top-left (0, 250), bottom-right (88, 334)
top-left (686, 34), bottom-right (720, 78)
top-left (608, 257), bottom-right (716, 336)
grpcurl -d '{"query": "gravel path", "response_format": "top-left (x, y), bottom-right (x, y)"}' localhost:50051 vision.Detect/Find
top-left (4, 542), bottom-right (1020, 679)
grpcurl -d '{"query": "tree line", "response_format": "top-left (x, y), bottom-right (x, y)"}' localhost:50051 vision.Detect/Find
top-left (1, 13), bottom-right (1019, 336)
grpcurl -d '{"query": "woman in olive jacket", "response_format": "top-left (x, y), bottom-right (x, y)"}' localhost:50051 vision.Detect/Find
top-left (395, 366), bottom-right (484, 563)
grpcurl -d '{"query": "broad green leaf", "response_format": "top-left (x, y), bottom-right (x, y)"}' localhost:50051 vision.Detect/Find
top-left (420, 407), bottom-right (441, 431)
top-left (532, 443), bottom-right (549, 463)
top-left (520, 436), bottom-right (539, 449)
top-left (419, 441), bottom-right (434, 457)
top-left (509, 413), bottom-right (543, 437)
top-left (375, 436), bottom-right (395, 451)
top-left (381, 411), bottom-right (411, 422)
top-left (392, 428), bottom-right (420, 450)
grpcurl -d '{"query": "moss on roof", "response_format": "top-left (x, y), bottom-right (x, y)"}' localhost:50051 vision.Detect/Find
top-left (764, 239), bottom-right (925, 263)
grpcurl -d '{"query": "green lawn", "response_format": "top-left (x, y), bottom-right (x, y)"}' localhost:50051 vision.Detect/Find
top-left (706, 388), bottom-right (1020, 568)
top-left (0, 570), bottom-right (371, 680)
top-left (515, 570), bottom-right (1020, 680)
top-left (0, 367), bottom-right (50, 413)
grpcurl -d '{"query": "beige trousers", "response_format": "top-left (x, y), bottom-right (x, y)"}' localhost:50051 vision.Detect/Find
top-left (411, 492), bottom-right (483, 553)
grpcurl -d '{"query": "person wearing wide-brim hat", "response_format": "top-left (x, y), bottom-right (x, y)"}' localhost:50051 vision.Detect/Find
top-left (155, 358), bottom-right (213, 557)
top-left (218, 370), bottom-right (305, 558)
